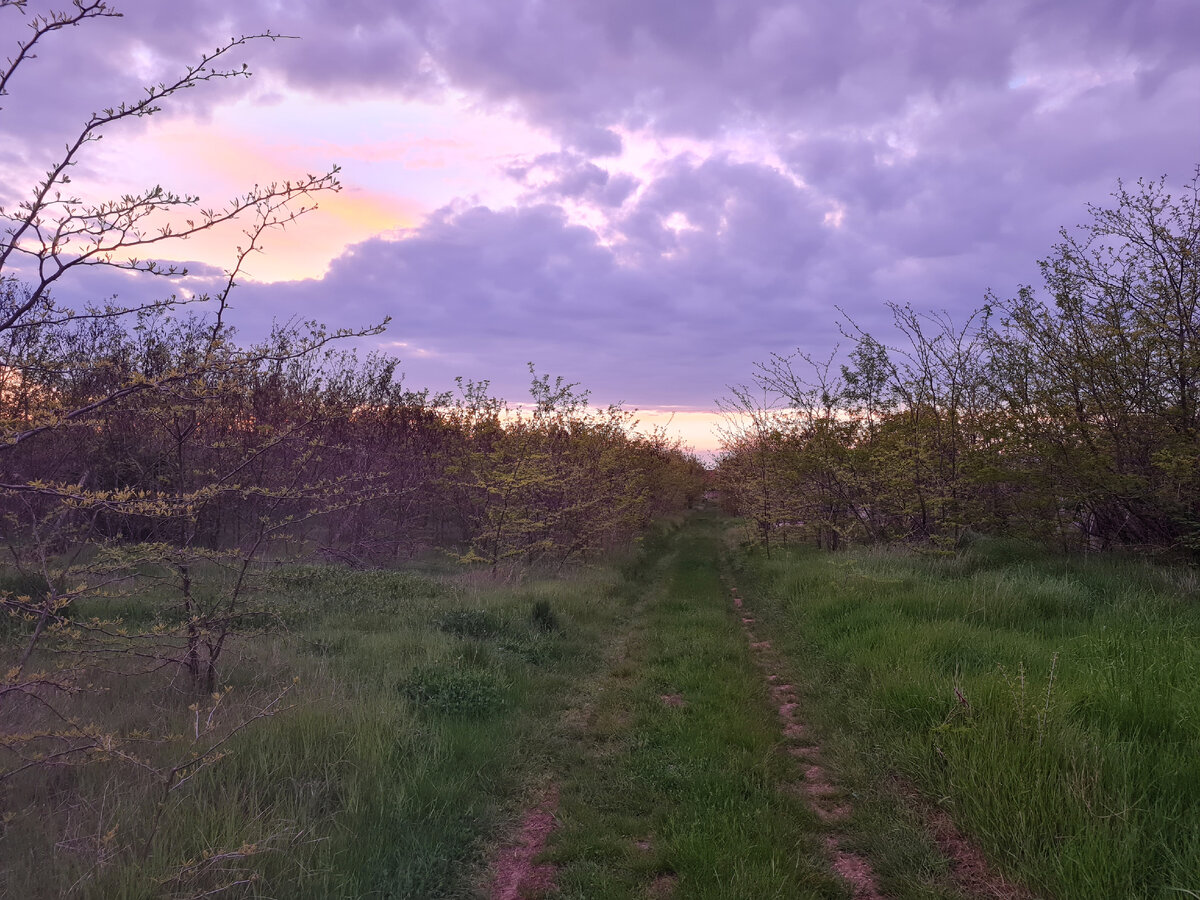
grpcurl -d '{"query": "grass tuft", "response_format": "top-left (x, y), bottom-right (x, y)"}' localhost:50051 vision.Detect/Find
top-left (436, 607), bottom-right (507, 639)
top-left (530, 598), bottom-right (560, 633)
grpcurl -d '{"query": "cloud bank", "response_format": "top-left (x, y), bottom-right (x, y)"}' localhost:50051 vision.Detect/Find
top-left (6, 0), bottom-right (1199, 409)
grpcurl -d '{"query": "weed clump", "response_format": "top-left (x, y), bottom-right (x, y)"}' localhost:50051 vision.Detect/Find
top-left (305, 636), bottom-right (346, 657)
top-left (402, 664), bottom-right (506, 716)
top-left (530, 599), bottom-right (559, 633)
top-left (500, 634), bottom-right (561, 666)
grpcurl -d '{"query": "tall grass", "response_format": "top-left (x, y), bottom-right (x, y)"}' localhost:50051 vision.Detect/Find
top-left (0, 561), bottom-right (629, 898)
top-left (733, 533), bottom-right (1200, 898)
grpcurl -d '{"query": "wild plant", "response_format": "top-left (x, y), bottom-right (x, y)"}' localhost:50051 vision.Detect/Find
top-left (996, 652), bottom-right (1060, 746)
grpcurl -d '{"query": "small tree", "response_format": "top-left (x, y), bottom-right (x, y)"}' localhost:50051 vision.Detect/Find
top-left (0, 0), bottom-right (374, 833)
top-left (716, 385), bottom-right (796, 553)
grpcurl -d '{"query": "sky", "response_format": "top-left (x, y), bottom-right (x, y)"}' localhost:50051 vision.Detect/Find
top-left (3, 0), bottom-right (1199, 455)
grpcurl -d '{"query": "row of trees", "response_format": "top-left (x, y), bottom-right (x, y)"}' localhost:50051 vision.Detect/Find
top-left (718, 171), bottom-right (1200, 556)
top-left (2, 283), bottom-right (702, 725)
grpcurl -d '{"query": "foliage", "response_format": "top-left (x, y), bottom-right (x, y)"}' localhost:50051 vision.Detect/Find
top-left (401, 663), bottom-right (508, 716)
top-left (720, 169), bottom-right (1200, 556)
top-left (0, 8), bottom-right (703, 885)
top-left (0, 6), bottom-right (365, 835)
top-left (443, 366), bottom-right (704, 575)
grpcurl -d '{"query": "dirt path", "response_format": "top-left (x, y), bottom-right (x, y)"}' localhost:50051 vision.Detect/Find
top-left (511, 519), bottom-right (848, 896)
top-left (487, 786), bottom-right (560, 900)
top-left (728, 573), bottom-right (1036, 900)
top-left (730, 580), bottom-right (887, 899)
top-left (481, 515), bottom-right (1032, 898)
top-left (485, 588), bottom-right (654, 900)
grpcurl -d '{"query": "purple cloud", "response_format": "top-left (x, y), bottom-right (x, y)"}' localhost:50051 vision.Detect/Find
top-left (220, 153), bottom-right (1017, 406)
top-left (6, 0), bottom-right (1200, 415)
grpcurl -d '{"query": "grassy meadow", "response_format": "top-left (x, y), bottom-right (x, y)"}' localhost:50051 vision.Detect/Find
top-left (731, 532), bottom-right (1200, 899)
top-left (1, 516), bottom-right (852, 899)
top-left (544, 514), bottom-right (844, 899)
top-left (1, 557), bottom-right (635, 898)
top-left (6, 513), bottom-right (1200, 898)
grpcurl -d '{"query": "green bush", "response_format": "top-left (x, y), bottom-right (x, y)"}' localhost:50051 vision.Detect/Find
top-left (401, 664), bottom-right (506, 716)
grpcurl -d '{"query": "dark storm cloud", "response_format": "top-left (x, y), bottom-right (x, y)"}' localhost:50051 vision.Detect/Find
top-left (6, 0), bottom-right (1200, 408)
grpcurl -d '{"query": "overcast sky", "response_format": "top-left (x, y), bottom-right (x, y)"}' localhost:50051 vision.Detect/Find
top-left (4, 0), bottom-right (1199, 451)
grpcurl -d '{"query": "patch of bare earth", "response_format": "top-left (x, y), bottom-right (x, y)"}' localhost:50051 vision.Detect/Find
top-left (727, 579), bottom-right (887, 900)
top-left (489, 787), bottom-right (559, 900)
top-left (826, 837), bottom-right (887, 900)
top-left (892, 777), bottom-right (1035, 900)
top-left (648, 872), bottom-right (678, 898)
top-left (633, 835), bottom-right (680, 896)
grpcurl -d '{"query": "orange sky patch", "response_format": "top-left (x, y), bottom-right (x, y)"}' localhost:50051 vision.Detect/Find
top-left (160, 187), bottom-right (419, 283)
top-left (94, 119), bottom-right (422, 283)
top-left (632, 408), bottom-right (724, 458)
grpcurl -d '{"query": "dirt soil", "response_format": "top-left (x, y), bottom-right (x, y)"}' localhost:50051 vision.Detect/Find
top-left (488, 787), bottom-right (559, 900)
top-left (892, 776), bottom-right (1036, 900)
top-left (728, 579), bottom-right (886, 899)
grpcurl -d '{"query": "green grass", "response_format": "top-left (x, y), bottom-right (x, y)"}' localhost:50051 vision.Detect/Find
top-left (0, 560), bottom-right (631, 898)
top-left (731, 531), bottom-right (1200, 899)
top-left (545, 513), bottom-right (843, 898)
top-left (12, 516), bottom-right (1196, 899)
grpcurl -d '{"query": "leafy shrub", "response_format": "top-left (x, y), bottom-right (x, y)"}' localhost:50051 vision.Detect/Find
top-left (401, 665), bottom-right (506, 716)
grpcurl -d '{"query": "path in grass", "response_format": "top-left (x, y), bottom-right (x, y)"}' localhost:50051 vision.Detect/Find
top-left (728, 576), bottom-right (886, 900)
top-left (540, 513), bottom-right (844, 899)
top-left (727, 534), bottom-right (1200, 899)
top-left (725, 567), bottom-right (1028, 900)
top-left (527, 511), bottom-right (1040, 900)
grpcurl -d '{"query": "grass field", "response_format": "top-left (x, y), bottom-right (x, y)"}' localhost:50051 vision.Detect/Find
top-left (544, 514), bottom-right (844, 899)
top-left (6, 516), bottom-right (1200, 898)
top-left (731, 533), bottom-right (1200, 899)
top-left (1, 560), bottom-right (633, 898)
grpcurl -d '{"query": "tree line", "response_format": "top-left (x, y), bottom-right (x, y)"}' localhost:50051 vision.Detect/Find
top-left (1, 290), bottom-right (703, 675)
top-left (718, 171), bottom-right (1200, 557)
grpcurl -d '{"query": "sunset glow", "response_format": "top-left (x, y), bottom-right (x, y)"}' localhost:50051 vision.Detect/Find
top-left (3, 0), bottom-right (1197, 454)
